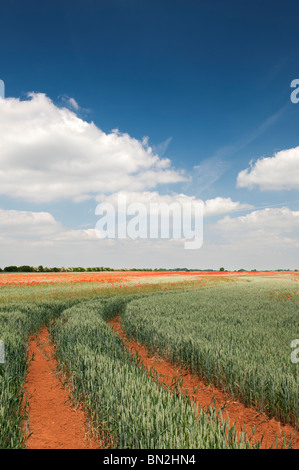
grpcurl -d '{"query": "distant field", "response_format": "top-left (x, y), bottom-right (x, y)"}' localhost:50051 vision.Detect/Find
top-left (0, 270), bottom-right (228, 302)
top-left (0, 270), bottom-right (297, 302)
top-left (0, 270), bottom-right (296, 284)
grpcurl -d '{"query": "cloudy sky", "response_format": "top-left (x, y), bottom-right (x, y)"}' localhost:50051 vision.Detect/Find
top-left (0, 0), bottom-right (299, 269)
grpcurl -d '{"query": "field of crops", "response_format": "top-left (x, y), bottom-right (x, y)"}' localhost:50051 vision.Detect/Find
top-left (0, 272), bottom-right (298, 449)
top-left (51, 296), bottom-right (262, 448)
top-left (123, 278), bottom-right (299, 426)
top-left (0, 299), bottom-right (75, 447)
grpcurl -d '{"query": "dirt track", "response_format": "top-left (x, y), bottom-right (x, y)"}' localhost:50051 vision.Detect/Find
top-left (24, 328), bottom-right (99, 449)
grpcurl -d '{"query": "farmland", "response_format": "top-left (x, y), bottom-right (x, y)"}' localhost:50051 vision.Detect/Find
top-left (123, 278), bottom-right (299, 425)
top-left (0, 271), bottom-right (298, 449)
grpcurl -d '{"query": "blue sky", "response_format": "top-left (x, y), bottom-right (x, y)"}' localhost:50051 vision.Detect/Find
top-left (0, 0), bottom-right (299, 269)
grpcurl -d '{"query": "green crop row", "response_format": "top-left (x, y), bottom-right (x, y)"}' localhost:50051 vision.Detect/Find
top-left (0, 299), bottom-right (76, 448)
top-left (50, 296), bottom-right (262, 448)
top-left (123, 279), bottom-right (299, 427)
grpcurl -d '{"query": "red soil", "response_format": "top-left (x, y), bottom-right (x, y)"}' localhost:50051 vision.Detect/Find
top-left (24, 327), bottom-right (100, 449)
top-left (108, 316), bottom-right (299, 449)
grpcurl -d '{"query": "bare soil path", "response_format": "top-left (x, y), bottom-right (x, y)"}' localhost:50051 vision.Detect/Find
top-left (24, 327), bottom-right (100, 449)
top-left (108, 316), bottom-right (299, 449)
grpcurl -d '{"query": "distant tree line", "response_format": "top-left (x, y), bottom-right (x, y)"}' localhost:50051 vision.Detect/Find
top-left (0, 266), bottom-right (115, 273)
top-left (0, 266), bottom-right (297, 273)
top-left (0, 266), bottom-right (215, 272)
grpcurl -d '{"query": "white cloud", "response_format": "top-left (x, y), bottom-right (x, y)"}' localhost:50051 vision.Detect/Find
top-left (0, 191), bottom-right (251, 247)
top-left (0, 208), bottom-right (103, 244)
top-left (0, 208), bottom-right (62, 236)
top-left (96, 191), bottom-right (252, 217)
top-left (0, 93), bottom-right (186, 203)
top-left (0, 206), bottom-right (298, 270)
top-left (203, 197), bottom-right (252, 216)
top-left (217, 206), bottom-right (299, 230)
top-left (237, 146), bottom-right (299, 190)
top-left (216, 207), bottom-right (299, 246)
top-left (51, 228), bottom-right (99, 242)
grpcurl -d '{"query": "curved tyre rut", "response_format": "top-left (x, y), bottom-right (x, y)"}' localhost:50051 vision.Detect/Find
top-left (24, 327), bottom-right (100, 449)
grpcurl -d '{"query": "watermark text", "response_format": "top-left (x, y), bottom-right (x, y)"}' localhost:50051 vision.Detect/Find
top-left (95, 195), bottom-right (203, 249)
top-left (290, 79), bottom-right (299, 103)
top-left (0, 80), bottom-right (4, 100)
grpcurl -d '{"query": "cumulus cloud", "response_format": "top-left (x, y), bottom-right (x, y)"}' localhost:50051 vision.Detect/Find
top-left (0, 93), bottom-right (186, 203)
top-left (203, 197), bottom-right (252, 216)
top-left (0, 191), bottom-right (251, 247)
top-left (51, 228), bottom-right (99, 242)
top-left (96, 191), bottom-right (252, 217)
top-left (216, 207), bottom-right (299, 243)
top-left (0, 207), bottom-right (105, 241)
top-left (237, 146), bottom-right (299, 190)
top-left (0, 206), bottom-right (298, 269)
top-left (0, 208), bottom-right (62, 236)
